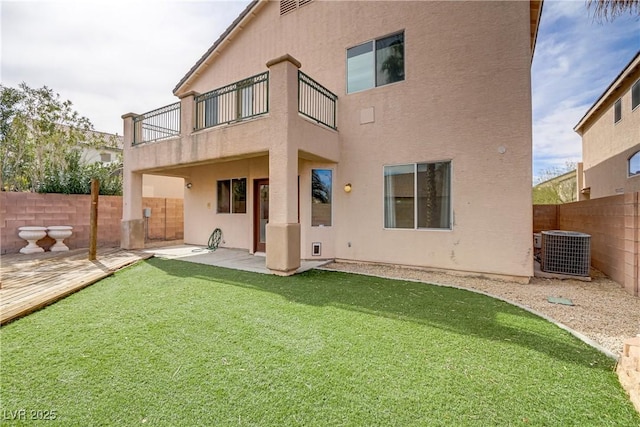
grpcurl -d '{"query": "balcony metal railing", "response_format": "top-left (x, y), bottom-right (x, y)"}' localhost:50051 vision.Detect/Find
top-left (194, 72), bottom-right (269, 131)
top-left (133, 102), bottom-right (181, 145)
top-left (298, 71), bottom-right (337, 130)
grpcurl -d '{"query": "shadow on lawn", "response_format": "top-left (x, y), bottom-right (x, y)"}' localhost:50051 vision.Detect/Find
top-left (146, 258), bottom-right (614, 370)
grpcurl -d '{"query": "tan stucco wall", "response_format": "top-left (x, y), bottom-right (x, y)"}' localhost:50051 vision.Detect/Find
top-left (180, 156), bottom-right (340, 260)
top-left (181, 158), bottom-right (265, 250)
top-left (583, 145), bottom-right (640, 197)
top-left (126, 0), bottom-right (534, 278)
top-left (580, 69), bottom-right (640, 199)
top-left (142, 174), bottom-right (185, 199)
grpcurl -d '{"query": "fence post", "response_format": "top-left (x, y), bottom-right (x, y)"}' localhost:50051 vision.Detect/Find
top-left (89, 179), bottom-right (99, 260)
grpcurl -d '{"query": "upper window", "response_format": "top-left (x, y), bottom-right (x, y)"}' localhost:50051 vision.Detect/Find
top-left (632, 79), bottom-right (640, 111)
top-left (311, 169), bottom-right (332, 226)
top-left (384, 161), bottom-right (451, 229)
top-left (629, 152), bottom-right (640, 177)
top-left (217, 178), bottom-right (246, 214)
top-left (347, 32), bottom-right (404, 94)
top-left (614, 98), bottom-right (622, 123)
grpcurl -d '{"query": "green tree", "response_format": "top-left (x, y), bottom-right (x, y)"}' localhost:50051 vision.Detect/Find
top-left (533, 162), bottom-right (577, 205)
top-left (0, 82), bottom-right (116, 192)
top-left (36, 150), bottom-right (122, 196)
top-left (587, 0), bottom-right (640, 21)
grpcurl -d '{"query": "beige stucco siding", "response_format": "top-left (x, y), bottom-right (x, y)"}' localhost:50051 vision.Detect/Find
top-left (583, 145), bottom-right (640, 197)
top-left (126, 0), bottom-right (535, 278)
top-left (182, 158), bottom-right (267, 249)
top-left (189, 0), bottom-right (533, 277)
top-left (580, 74), bottom-right (640, 199)
top-left (142, 175), bottom-right (185, 199)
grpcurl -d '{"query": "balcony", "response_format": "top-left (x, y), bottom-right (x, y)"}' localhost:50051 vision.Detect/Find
top-left (125, 57), bottom-right (339, 172)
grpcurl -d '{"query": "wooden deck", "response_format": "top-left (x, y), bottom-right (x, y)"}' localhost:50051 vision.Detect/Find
top-left (0, 247), bottom-right (152, 325)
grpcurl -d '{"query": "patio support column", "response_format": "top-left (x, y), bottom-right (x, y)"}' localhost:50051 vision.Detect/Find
top-left (265, 55), bottom-right (302, 275)
top-left (121, 113), bottom-right (144, 249)
top-left (179, 91), bottom-right (198, 138)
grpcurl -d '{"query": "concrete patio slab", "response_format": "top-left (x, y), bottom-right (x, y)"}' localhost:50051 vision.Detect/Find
top-left (143, 245), bottom-right (331, 274)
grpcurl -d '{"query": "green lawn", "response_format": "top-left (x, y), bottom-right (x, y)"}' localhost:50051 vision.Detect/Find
top-left (1, 258), bottom-right (638, 426)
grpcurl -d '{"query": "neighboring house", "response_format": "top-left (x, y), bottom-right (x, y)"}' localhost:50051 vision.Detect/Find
top-left (574, 51), bottom-right (640, 200)
top-left (78, 129), bottom-right (123, 166)
top-left (122, 0), bottom-right (543, 279)
top-left (533, 169), bottom-right (578, 204)
top-left (78, 130), bottom-right (184, 198)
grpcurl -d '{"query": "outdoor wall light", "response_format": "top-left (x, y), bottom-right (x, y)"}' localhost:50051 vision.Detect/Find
top-left (344, 183), bottom-right (352, 193)
top-left (185, 182), bottom-right (193, 189)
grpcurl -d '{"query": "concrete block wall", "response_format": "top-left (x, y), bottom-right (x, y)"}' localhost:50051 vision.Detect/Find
top-left (0, 192), bottom-right (183, 254)
top-left (558, 195), bottom-right (626, 285)
top-left (142, 197), bottom-right (184, 241)
top-left (534, 192), bottom-right (639, 296)
top-left (624, 192), bottom-right (640, 295)
top-left (532, 205), bottom-right (557, 232)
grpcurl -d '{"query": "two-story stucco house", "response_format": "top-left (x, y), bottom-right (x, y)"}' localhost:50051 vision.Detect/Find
top-left (574, 51), bottom-right (640, 200)
top-left (121, 0), bottom-right (543, 279)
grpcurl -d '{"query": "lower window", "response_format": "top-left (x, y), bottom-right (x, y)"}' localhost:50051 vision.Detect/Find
top-left (629, 151), bottom-right (640, 177)
top-left (384, 162), bottom-right (451, 229)
top-left (217, 178), bottom-right (247, 214)
top-left (311, 169), bottom-right (332, 226)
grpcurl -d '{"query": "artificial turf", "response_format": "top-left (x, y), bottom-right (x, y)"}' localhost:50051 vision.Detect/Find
top-left (1, 258), bottom-right (638, 426)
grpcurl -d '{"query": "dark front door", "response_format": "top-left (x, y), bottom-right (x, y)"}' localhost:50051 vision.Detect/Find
top-left (254, 179), bottom-right (269, 253)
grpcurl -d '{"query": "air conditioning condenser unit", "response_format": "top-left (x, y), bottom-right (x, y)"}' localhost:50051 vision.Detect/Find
top-left (540, 230), bottom-right (591, 277)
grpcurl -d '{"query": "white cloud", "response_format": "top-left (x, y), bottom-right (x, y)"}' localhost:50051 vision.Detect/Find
top-left (1, 0), bottom-right (251, 134)
top-left (531, 0), bottom-right (640, 181)
top-left (2, 0), bottom-right (638, 177)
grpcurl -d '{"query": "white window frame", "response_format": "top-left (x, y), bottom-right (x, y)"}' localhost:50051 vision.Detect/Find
top-left (346, 31), bottom-right (405, 94)
top-left (383, 161), bottom-right (453, 231)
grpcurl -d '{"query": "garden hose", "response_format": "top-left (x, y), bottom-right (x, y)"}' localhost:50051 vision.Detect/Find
top-left (192, 228), bottom-right (222, 252)
top-left (207, 228), bottom-right (222, 251)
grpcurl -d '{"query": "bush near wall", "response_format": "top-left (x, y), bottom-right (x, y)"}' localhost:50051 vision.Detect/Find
top-left (0, 192), bottom-right (183, 254)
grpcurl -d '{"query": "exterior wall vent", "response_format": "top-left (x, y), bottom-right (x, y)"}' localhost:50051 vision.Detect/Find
top-left (280, 0), bottom-right (297, 15)
top-left (280, 0), bottom-right (313, 16)
top-left (540, 230), bottom-right (591, 277)
top-left (312, 242), bottom-right (321, 256)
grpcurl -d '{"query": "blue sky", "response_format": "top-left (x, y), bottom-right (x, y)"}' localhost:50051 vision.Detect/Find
top-left (531, 0), bottom-right (639, 181)
top-left (2, 0), bottom-right (639, 183)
